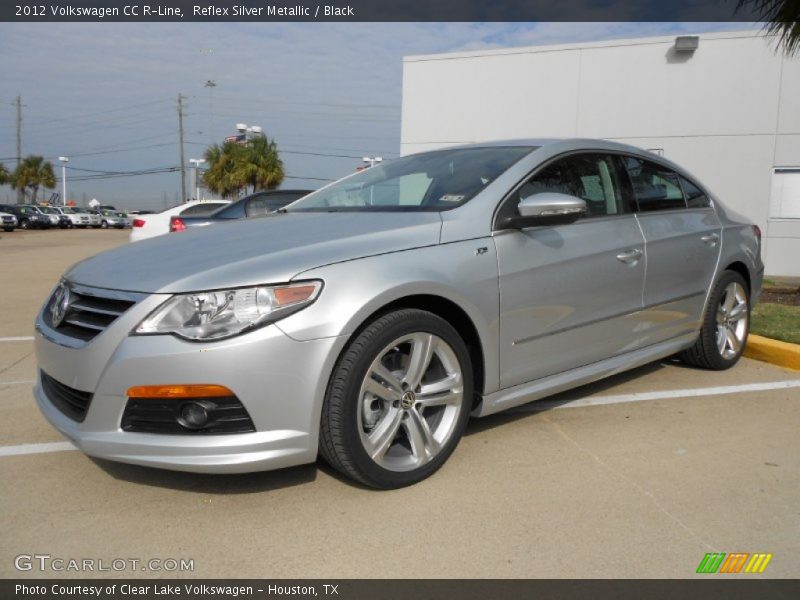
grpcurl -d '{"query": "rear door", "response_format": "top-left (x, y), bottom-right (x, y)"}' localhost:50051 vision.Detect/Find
top-left (622, 156), bottom-right (722, 346)
top-left (495, 153), bottom-right (647, 388)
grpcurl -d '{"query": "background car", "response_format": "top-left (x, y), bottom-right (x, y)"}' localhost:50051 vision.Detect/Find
top-left (0, 204), bottom-right (50, 229)
top-left (38, 206), bottom-right (71, 228)
top-left (169, 190), bottom-right (311, 232)
top-left (29, 205), bottom-right (63, 228)
top-left (0, 210), bottom-right (18, 232)
top-left (91, 208), bottom-right (129, 229)
top-left (52, 206), bottom-right (92, 228)
top-left (130, 200), bottom-right (230, 242)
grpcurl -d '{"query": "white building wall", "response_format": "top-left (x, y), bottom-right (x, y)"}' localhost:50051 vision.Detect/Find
top-left (401, 31), bottom-right (800, 276)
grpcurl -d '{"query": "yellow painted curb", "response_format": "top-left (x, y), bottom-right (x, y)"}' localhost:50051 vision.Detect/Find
top-left (744, 334), bottom-right (800, 371)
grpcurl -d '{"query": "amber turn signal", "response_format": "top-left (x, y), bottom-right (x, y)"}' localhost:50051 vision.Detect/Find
top-left (126, 384), bottom-right (234, 399)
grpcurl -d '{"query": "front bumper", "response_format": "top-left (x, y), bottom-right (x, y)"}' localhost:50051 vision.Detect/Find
top-left (34, 300), bottom-right (347, 474)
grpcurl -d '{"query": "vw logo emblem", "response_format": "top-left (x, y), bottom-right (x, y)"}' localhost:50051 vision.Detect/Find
top-left (50, 283), bottom-right (70, 327)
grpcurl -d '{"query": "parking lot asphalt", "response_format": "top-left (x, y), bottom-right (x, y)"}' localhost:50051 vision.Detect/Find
top-left (0, 229), bottom-right (798, 579)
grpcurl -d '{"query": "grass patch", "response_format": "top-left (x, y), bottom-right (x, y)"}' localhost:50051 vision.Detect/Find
top-left (751, 303), bottom-right (800, 345)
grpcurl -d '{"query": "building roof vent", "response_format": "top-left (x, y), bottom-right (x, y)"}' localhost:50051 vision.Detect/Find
top-left (674, 35), bottom-right (699, 53)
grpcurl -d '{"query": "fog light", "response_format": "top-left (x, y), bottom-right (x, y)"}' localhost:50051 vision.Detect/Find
top-left (178, 401), bottom-right (213, 430)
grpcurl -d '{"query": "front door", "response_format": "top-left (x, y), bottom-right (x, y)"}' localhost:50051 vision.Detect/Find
top-left (496, 153), bottom-right (647, 389)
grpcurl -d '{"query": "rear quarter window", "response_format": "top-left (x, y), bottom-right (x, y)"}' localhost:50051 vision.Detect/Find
top-left (622, 157), bottom-right (687, 212)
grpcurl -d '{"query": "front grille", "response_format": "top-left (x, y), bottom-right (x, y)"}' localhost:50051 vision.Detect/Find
top-left (121, 396), bottom-right (256, 435)
top-left (41, 371), bottom-right (93, 422)
top-left (44, 284), bottom-right (138, 344)
top-left (2, 216), bottom-right (12, 223)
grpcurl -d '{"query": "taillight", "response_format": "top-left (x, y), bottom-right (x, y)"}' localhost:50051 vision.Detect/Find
top-left (170, 217), bottom-right (186, 233)
top-left (133, 219), bottom-right (145, 228)
top-left (753, 225), bottom-right (761, 244)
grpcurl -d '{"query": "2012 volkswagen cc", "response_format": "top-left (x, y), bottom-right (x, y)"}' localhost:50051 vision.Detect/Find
top-left (35, 139), bottom-right (763, 488)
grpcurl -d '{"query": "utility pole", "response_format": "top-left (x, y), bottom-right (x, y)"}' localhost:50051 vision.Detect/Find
top-left (15, 95), bottom-right (22, 204)
top-left (177, 93), bottom-right (187, 203)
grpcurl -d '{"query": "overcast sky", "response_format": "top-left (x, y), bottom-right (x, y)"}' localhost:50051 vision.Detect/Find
top-left (0, 21), bottom-right (753, 209)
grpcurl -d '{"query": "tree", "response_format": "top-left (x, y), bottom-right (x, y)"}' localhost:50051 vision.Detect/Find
top-left (13, 155), bottom-right (56, 204)
top-left (0, 162), bottom-right (8, 186)
top-left (737, 0), bottom-right (800, 55)
top-left (203, 135), bottom-right (284, 198)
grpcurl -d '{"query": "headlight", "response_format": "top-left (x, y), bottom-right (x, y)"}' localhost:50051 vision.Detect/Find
top-left (134, 281), bottom-right (322, 341)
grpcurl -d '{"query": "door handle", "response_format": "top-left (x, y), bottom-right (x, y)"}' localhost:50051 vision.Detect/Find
top-left (701, 233), bottom-right (720, 245)
top-left (616, 248), bottom-right (643, 264)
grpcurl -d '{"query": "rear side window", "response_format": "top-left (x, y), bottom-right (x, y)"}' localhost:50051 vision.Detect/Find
top-left (245, 194), bottom-right (304, 217)
top-left (519, 153), bottom-right (629, 217)
top-left (622, 157), bottom-right (687, 212)
top-left (180, 202), bottom-right (227, 216)
top-left (680, 176), bottom-right (711, 208)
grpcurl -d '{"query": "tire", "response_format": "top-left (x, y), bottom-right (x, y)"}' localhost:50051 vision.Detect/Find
top-left (319, 309), bottom-right (473, 489)
top-left (100, 221), bottom-right (108, 229)
top-left (680, 270), bottom-right (750, 370)
top-left (19, 219), bottom-right (30, 230)
top-left (3, 227), bottom-right (13, 232)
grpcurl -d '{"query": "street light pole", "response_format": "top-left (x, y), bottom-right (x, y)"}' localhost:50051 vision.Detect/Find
top-left (58, 156), bottom-right (69, 206)
top-left (189, 158), bottom-right (206, 201)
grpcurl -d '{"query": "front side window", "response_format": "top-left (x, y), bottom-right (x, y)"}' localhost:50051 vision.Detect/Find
top-left (623, 157), bottom-right (687, 212)
top-left (245, 193), bottom-right (306, 217)
top-left (288, 146), bottom-right (535, 212)
top-left (518, 154), bottom-right (628, 218)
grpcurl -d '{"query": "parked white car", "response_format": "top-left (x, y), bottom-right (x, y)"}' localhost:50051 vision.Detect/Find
top-left (0, 211), bottom-right (18, 232)
top-left (129, 200), bottom-right (230, 242)
top-left (53, 206), bottom-right (93, 228)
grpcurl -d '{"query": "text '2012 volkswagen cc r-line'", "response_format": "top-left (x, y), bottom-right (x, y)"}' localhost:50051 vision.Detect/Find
top-left (35, 139), bottom-right (763, 488)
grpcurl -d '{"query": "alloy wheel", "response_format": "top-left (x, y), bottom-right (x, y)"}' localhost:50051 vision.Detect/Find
top-left (716, 281), bottom-right (748, 360)
top-left (357, 332), bottom-right (464, 472)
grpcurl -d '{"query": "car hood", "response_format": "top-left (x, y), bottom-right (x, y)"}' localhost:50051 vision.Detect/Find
top-left (66, 211), bottom-right (443, 293)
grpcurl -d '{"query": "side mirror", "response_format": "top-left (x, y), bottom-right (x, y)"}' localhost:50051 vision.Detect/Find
top-left (502, 192), bottom-right (587, 229)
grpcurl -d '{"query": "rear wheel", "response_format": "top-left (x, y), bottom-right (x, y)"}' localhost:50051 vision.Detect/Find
top-left (680, 270), bottom-right (750, 370)
top-left (100, 220), bottom-right (108, 229)
top-left (319, 309), bottom-right (473, 488)
top-left (19, 219), bottom-right (30, 230)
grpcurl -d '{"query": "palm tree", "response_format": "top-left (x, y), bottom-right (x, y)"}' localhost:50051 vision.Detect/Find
top-left (737, 0), bottom-right (800, 55)
top-left (13, 155), bottom-right (56, 204)
top-left (236, 135), bottom-right (284, 193)
top-left (0, 162), bottom-right (8, 186)
top-left (203, 141), bottom-right (241, 198)
top-left (203, 135), bottom-right (284, 198)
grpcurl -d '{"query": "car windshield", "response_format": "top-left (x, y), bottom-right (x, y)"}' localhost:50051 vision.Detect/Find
top-left (39, 206), bottom-right (58, 214)
top-left (287, 146), bottom-right (535, 212)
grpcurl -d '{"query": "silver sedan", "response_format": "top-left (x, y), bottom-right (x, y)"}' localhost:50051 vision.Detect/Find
top-left (34, 139), bottom-right (763, 488)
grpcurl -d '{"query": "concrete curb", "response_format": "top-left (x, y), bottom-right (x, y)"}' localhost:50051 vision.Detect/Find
top-left (744, 334), bottom-right (800, 371)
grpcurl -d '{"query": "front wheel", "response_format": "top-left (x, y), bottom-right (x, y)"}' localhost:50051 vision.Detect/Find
top-left (680, 270), bottom-right (750, 370)
top-left (100, 221), bottom-right (108, 229)
top-left (319, 309), bottom-right (473, 488)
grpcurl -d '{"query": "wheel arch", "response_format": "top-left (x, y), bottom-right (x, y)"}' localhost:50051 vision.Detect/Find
top-left (350, 294), bottom-right (486, 402)
top-left (723, 260), bottom-right (751, 295)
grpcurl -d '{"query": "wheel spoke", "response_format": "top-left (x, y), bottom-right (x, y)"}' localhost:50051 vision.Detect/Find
top-left (722, 286), bottom-right (736, 314)
top-left (403, 334), bottom-right (435, 390)
top-left (365, 408), bottom-right (403, 460)
top-left (364, 377), bottom-right (399, 402)
top-left (371, 363), bottom-right (403, 394)
top-left (404, 410), bottom-right (439, 464)
top-left (726, 326), bottom-right (741, 353)
top-left (417, 390), bottom-right (461, 409)
top-left (419, 372), bottom-right (461, 396)
top-left (716, 325), bottom-right (727, 354)
top-left (729, 301), bottom-right (747, 321)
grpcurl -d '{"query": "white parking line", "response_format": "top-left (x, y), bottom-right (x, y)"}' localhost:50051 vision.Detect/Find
top-left (513, 379), bottom-right (800, 412)
top-left (0, 379), bottom-right (798, 458)
top-left (0, 336), bottom-right (34, 342)
top-left (0, 441), bottom-right (75, 457)
top-left (0, 379), bottom-right (35, 386)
